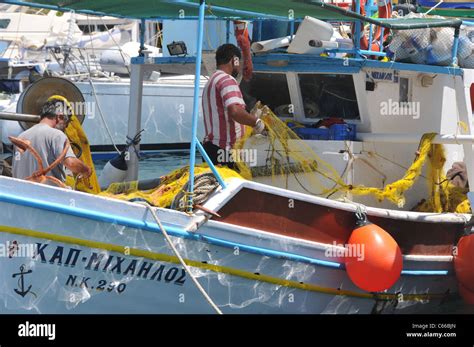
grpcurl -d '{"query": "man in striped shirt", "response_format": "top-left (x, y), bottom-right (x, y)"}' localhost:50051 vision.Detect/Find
top-left (202, 44), bottom-right (265, 169)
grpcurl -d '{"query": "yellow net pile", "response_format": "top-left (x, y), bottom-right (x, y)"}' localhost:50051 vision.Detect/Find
top-left (99, 165), bottom-right (242, 208)
top-left (234, 102), bottom-right (470, 213)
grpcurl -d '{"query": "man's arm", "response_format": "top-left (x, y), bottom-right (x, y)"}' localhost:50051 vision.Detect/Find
top-left (64, 157), bottom-right (91, 177)
top-left (228, 104), bottom-right (258, 126)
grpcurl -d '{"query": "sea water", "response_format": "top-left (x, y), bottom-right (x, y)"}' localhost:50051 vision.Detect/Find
top-left (94, 150), bottom-right (192, 180)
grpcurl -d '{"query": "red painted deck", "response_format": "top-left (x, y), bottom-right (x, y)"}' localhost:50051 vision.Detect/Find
top-left (216, 188), bottom-right (464, 256)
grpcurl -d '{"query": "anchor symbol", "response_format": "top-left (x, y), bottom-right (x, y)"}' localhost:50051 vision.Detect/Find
top-left (12, 264), bottom-right (33, 297)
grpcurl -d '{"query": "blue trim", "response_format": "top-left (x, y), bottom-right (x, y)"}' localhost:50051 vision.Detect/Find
top-left (401, 270), bottom-right (449, 276)
top-left (136, 53), bottom-right (462, 77)
top-left (201, 234), bottom-right (343, 269)
top-left (253, 55), bottom-right (363, 74)
top-left (252, 54), bottom-right (464, 76)
top-left (131, 56), bottom-right (197, 65)
top-left (0, 190), bottom-right (342, 270)
top-left (359, 50), bottom-right (387, 57)
top-left (0, 190), bottom-right (451, 277)
top-left (362, 59), bottom-right (464, 76)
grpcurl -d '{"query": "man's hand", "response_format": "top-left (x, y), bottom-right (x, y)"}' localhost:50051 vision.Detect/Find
top-left (64, 157), bottom-right (92, 178)
top-left (447, 161), bottom-right (468, 188)
top-left (251, 107), bottom-right (263, 120)
top-left (253, 118), bottom-right (267, 135)
top-left (82, 165), bottom-right (92, 178)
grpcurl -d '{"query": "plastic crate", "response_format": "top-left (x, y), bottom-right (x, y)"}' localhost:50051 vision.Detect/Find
top-left (329, 123), bottom-right (357, 141)
top-left (294, 127), bottom-right (330, 140)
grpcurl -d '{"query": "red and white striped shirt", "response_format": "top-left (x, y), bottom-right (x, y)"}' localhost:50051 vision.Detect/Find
top-left (202, 70), bottom-right (246, 150)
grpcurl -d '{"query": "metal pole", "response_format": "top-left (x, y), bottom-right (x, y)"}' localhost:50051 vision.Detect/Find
top-left (355, 0), bottom-right (362, 57)
top-left (290, 19), bottom-right (295, 42)
top-left (452, 27), bottom-right (460, 67)
top-left (226, 20), bottom-right (230, 43)
top-left (0, 112), bottom-right (40, 123)
top-left (139, 19), bottom-right (146, 56)
top-left (125, 62), bottom-right (144, 181)
top-left (187, 0), bottom-right (207, 214)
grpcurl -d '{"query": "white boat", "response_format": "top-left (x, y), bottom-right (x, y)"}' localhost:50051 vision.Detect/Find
top-left (0, 4), bottom-right (240, 152)
top-left (0, 0), bottom-right (473, 314)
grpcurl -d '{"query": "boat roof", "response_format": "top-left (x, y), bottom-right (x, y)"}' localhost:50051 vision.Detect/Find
top-left (0, 0), bottom-right (464, 27)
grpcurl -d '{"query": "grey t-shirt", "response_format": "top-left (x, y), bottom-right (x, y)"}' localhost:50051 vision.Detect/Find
top-left (12, 123), bottom-right (76, 183)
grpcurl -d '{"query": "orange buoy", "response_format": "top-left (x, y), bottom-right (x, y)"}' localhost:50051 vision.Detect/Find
top-left (345, 214), bottom-right (403, 292)
top-left (458, 282), bottom-right (474, 305)
top-left (454, 233), bottom-right (474, 292)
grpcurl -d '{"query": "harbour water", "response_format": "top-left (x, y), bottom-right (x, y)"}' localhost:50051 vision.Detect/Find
top-left (94, 150), bottom-right (193, 181)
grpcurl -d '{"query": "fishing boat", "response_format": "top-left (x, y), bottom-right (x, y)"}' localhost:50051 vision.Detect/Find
top-left (0, 0), bottom-right (473, 314)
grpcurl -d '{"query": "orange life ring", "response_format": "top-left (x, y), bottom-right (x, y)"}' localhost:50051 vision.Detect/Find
top-left (352, 0), bottom-right (392, 52)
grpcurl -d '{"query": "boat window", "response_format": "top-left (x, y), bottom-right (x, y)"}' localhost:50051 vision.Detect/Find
top-left (298, 74), bottom-right (360, 120)
top-left (399, 77), bottom-right (410, 103)
top-left (0, 79), bottom-right (20, 95)
top-left (240, 72), bottom-right (293, 117)
top-left (0, 40), bottom-right (10, 56)
top-left (0, 19), bottom-right (10, 29)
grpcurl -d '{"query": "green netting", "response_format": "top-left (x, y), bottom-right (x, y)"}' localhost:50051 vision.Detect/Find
top-left (0, 0), bottom-right (353, 19)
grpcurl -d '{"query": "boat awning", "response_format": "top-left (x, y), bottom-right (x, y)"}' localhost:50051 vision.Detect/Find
top-left (0, 0), bottom-right (465, 27)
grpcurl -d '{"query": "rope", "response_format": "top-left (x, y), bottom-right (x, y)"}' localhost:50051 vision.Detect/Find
top-left (85, 15), bottom-right (122, 155)
top-left (143, 203), bottom-right (223, 314)
top-left (171, 172), bottom-right (220, 211)
top-left (125, 129), bottom-right (144, 159)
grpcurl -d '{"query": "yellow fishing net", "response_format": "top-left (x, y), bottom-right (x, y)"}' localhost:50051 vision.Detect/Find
top-left (234, 102), bottom-right (470, 213)
top-left (47, 95), bottom-right (101, 194)
top-left (56, 94), bottom-right (469, 214)
top-left (99, 165), bottom-right (242, 208)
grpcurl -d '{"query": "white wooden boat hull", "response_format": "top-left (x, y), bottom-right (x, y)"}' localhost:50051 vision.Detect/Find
top-left (0, 176), bottom-right (462, 314)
